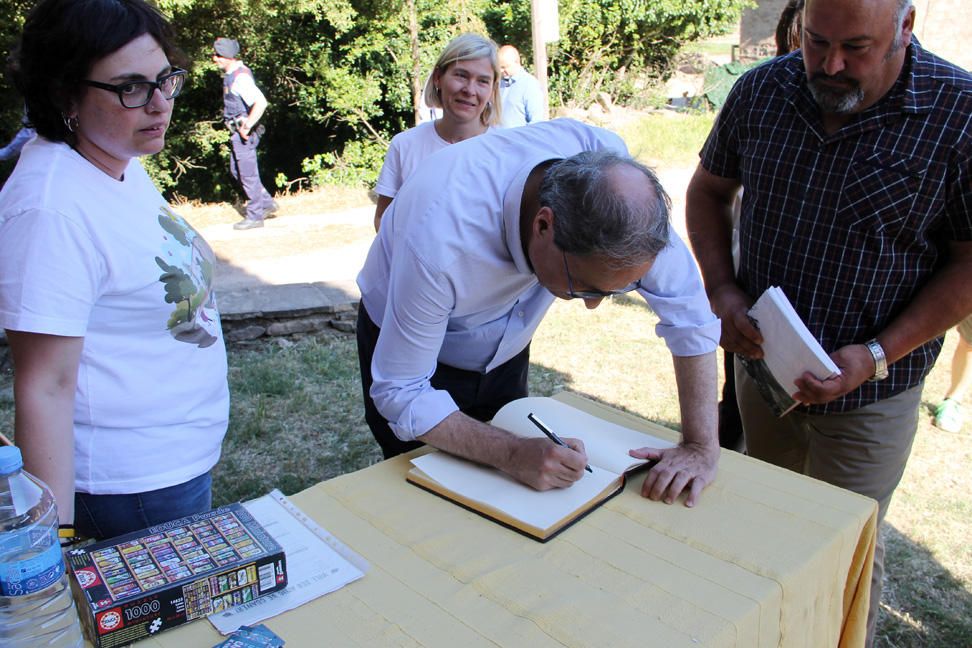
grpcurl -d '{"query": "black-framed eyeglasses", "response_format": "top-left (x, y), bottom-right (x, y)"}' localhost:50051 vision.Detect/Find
top-left (562, 250), bottom-right (643, 299)
top-left (80, 68), bottom-right (187, 109)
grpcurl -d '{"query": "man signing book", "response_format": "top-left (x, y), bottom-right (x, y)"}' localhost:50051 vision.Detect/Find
top-left (356, 119), bottom-right (722, 507)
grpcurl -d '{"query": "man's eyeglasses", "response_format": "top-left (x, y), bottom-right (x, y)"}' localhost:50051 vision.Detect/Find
top-left (81, 68), bottom-right (187, 109)
top-left (562, 250), bottom-right (643, 299)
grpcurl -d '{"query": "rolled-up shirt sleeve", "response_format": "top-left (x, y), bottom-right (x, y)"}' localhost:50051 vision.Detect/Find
top-left (369, 240), bottom-right (461, 442)
top-left (638, 229), bottom-right (721, 356)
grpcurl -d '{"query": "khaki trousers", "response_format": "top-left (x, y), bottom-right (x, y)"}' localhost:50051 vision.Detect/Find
top-left (735, 358), bottom-right (921, 647)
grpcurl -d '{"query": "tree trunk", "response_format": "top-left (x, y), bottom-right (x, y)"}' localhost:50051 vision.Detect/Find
top-left (408, 0), bottom-right (422, 126)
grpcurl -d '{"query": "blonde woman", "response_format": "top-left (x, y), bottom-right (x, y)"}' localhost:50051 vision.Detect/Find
top-left (373, 33), bottom-right (501, 231)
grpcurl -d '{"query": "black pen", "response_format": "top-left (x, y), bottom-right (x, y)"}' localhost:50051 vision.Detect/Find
top-left (527, 412), bottom-right (593, 473)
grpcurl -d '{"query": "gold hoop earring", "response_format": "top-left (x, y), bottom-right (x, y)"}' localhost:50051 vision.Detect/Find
top-left (63, 114), bottom-right (79, 133)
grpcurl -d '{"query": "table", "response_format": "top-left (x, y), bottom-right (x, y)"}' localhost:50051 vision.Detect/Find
top-left (137, 392), bottom-right (877, 648)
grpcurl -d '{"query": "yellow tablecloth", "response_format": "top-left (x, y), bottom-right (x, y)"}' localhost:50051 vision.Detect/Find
top-left (129, 392), bottom-right (877, 648)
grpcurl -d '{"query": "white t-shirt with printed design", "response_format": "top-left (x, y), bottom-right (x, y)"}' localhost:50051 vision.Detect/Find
top-left (0, 137), bottom-right (229, 495)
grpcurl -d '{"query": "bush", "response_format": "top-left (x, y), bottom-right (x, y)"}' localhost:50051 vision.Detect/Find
top-left (291, 138), bottom-right (387, 190)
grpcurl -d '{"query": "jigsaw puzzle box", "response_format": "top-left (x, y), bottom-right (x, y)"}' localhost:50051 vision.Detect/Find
top-left (66, 503), bottom-right (287, 647)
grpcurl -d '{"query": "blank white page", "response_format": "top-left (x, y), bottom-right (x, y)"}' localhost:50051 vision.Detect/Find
top-left (491, 396), bottom-right (674, 475)
top-left (411, 452), bottom-right (618, 531)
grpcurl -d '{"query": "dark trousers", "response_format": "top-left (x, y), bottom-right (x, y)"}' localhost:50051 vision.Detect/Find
top-left (356, 305), bottom-right (531, 459)
top-left (718, 351), bottom-right (745, 450)
top-left (229, 131), bottom-right (273, 221)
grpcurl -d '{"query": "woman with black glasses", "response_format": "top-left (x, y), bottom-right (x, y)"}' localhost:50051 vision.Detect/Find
top-left (0, 0), bottom-right (229, 541)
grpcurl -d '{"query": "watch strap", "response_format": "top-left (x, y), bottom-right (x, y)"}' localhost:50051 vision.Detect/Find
top-left (864, 339), bottom-right (888, 381)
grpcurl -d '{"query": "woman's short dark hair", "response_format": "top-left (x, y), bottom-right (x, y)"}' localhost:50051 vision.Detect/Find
top-left (7, 0), bottom-right (183, 144)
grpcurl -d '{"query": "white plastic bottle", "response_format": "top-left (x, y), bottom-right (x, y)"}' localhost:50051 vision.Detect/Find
top-left (0, 445), bottom-right (84, 648)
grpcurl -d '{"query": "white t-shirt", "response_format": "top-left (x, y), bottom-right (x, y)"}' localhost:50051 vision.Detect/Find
top-left (373, 121), bottom-right (451, 199)
top-left (0, 138), bottom-right (229, 495)
top-left (228, 62), bottom-right (265, 108)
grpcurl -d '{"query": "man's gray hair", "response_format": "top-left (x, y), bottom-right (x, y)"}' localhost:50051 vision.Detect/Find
top-left (886, 0), bottom-right (913, 57)
top-left (894, 0), bottom-right (913, 24)
top-left (539, 150), bottom-right (671, 269)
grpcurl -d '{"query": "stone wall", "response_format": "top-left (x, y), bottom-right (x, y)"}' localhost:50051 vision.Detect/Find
top-left (739, 0), bottom-right (789, 61)
top-left (740, 0), bottom-right (971, 70)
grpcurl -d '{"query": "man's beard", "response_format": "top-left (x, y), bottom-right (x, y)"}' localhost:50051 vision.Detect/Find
top-left (807, 73), bottom-right (865, 114)
top-left (808, 33), bottom-right (904, 114)
top-left (807, 72), bottom-right (864, 115)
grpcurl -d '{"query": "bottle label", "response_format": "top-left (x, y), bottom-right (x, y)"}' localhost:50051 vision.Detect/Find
top-left (0, 527), bottom-right (65, 595)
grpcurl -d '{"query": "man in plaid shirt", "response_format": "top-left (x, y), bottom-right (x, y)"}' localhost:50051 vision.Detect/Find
top-left (686, 0), bottom-right (971, 643)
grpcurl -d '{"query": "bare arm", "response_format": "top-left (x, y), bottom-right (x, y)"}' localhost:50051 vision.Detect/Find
top-left (629, 351), bottom-right (720, 507)
top-left (684, 165), bottom-right (763, 357)
top-left (244, 94), bottom-right (267, 130)
top-left (373, 195), bottom-right (392, 232)
top-left (7, 330), bottom-right (83, 524)
top-left (796, 240), bottom-right (972, 403)
top-left (238, 94), bottom-right (268, 140)
top-left (420, 411), bottom-right (589, 491)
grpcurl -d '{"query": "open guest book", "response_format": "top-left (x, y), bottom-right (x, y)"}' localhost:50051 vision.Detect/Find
top-left (406, 396), bottom-right (674, 542)
top-left (742, 286), bottom-right (841, 417)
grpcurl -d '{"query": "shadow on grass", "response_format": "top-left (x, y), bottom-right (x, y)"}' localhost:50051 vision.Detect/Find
top-left (878, 523), bottom-right (972, 647)
top-left (528, 356), bottom-right (682, 433)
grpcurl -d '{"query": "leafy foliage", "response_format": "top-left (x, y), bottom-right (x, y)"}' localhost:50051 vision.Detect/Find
top-left (0, 0), bottom-right (747, 196)
top-left (485, 0), bottom-right (751, 109)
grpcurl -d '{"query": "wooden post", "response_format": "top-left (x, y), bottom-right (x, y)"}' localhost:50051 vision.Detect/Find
top-left (530, 0), bottom-right (550, 120)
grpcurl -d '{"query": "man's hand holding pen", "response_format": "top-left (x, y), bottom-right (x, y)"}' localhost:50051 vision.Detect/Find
top-left (507, 436), bottom-right (590, 491)
top-left (491, 412), bottom-right (591, 492)
top-left (528, 413), bottom-right (593, 473)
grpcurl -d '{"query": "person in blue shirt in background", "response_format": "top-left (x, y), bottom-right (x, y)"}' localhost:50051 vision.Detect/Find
top-left (0, 126), bottom-right (35, 162)
top-left (497, 45), bottom-right (545, 128)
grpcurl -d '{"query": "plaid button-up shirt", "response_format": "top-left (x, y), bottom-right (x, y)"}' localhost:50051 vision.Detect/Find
top-left (700, 41), bottom-right (972, 413)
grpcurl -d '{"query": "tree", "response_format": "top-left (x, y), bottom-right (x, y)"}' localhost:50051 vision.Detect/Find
top-left (483, 0), bottom-right (751, 109)
top-left (0, 0), bottom-right (748, 196)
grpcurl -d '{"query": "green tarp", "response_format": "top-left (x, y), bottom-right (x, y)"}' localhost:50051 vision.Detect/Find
top-left (702, 59), bottom-right (771, 109)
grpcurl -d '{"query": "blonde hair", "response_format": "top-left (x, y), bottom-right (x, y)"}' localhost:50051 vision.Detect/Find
top-left (422, 33), bottom-right (502, 127)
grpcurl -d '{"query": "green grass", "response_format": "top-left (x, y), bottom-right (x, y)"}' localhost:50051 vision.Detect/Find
top-left (680, 38), bottom-right (736, 59)
top-left (0, 112), bottom-right (968, 647)
top-left (214, 332), bottom-right (382, 504)
top-left (617, 112), bottom-right (717, 168)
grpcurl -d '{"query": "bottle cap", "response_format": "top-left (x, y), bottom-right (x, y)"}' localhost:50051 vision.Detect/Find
top-left (0, 446), bottom-right (24, 475)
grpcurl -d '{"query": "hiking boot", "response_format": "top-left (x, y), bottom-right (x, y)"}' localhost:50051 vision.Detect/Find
top-left (933, 398), bottom-right (964, 433)
top-left (233, 218), bottom-right (264, 231)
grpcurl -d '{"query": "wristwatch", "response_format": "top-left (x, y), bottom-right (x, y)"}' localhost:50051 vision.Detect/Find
top-left (864, 339), bottom-right (888, 381)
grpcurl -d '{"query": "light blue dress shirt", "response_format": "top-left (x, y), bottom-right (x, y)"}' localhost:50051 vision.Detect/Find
top-left (357, 119), bottom-right (720, 442)
top-left (498, 69), bottom-right (545, 128)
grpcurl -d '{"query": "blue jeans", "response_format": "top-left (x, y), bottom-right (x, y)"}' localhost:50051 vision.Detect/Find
top-left (74, 472), bottom-right (213, 541)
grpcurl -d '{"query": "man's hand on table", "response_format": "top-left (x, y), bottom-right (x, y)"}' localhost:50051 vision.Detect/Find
top-left (628, 441), bottom-right (720, 508)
